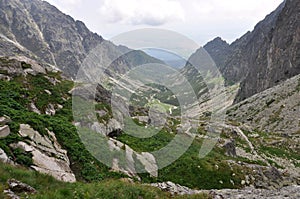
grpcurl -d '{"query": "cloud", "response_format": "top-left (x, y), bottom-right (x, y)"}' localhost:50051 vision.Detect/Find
top-left (46, 0), bottom-right (83, 13)
top-left (99, 0), bottom-right (185, 26)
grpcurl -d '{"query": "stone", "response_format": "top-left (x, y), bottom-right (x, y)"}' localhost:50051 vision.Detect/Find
top-left (223, 139), bottom-right (236, 157)
top-left (16, 124), bottom-right (76, 182)
top-left (0, 125), bottom-right (10, 138)
top-left (29, 103), bottom-right (41, 114)
top-left (0, 115), bottom-right (11, 125)
top-left (0, 148), bottom-right (13, 164)
top-left (44, 90), bottom-right (52, 95)
top-left (136, 152), bottom-right (158, 178)
top-left (3, 189), bottom-right (20, 199)
top-left (150, 181), bottom-right (201, 195)
top-left (45, 104), bottom-right (56, 115)
top-left (7, 179), bottom-right (36, 194)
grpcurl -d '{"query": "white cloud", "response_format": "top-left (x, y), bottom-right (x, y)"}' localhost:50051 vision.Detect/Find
top-left (46, 0), bottom-right (83, 13)
top-left (99, 0), bottom-right (185, 26)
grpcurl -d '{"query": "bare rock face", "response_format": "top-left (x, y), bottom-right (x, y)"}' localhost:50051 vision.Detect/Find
top-left (202, 0), bottom-right (300, 102)
top-left (12, 124), bottom-right (76, 182)
top-left (0, 0), bottom-right (163, 78)
top-left (107, 137), bottom-right (158, 178)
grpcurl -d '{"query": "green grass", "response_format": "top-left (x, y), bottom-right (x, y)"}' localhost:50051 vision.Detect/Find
top-left (0, 162), bottom-right (210, 199)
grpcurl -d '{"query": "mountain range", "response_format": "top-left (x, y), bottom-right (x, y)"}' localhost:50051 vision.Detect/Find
top-left (0, 0), bottom-right (299, 198)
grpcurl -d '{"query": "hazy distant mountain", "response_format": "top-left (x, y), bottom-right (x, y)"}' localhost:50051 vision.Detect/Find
top-left (201, 0), bottom-right (299, 102)
top-left (143, 48), bottom-right (186, 69)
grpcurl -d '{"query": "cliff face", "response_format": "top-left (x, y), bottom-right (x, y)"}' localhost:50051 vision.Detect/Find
top-left (0, 0), bottom-right (162, 77)
top-left (203, 0), bottom-right (300, 101)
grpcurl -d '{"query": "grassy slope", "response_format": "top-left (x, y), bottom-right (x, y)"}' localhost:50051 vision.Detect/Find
top-left (1, 162), bottom-right (200, 199)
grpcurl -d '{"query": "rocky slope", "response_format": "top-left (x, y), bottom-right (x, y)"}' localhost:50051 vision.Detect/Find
top-left (202, 0), bottom-right (300, 101)
top-left (0, 0), bottom-right (163, 77)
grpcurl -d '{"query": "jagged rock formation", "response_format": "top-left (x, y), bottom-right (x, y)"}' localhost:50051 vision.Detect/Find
top-left (203, 0), bottom-right (300, 101)
top-left (227, 74), bottom-right (300, 135)
top-left (10, 124), bottom-right (76, 182)
top-left (0, 0), bottom-right (163, 77)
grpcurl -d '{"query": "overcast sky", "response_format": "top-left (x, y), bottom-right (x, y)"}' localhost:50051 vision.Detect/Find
top-left (45, 0), bottom-right (283, 46)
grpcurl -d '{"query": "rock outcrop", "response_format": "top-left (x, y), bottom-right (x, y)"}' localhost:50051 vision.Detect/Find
top-left (202, 0), bottom-right (300, 101)
top-left (0, 115), bottom-right (11, 138)
top-left (150, 181), bottom-right (201, 195)
top-left (10, 124), bottom-right (76, 182)
top-left (0, 148), bottom-right (13, 164)
top-left (4, 179), bottom-right (36, 199)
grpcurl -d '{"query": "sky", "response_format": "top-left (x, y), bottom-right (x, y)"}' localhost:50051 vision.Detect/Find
top-left (45, 0), bottom-right (283, 46)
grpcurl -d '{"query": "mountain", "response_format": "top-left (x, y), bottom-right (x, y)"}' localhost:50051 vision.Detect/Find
top-left (0, 0), bottom-right (300, 198)
top-left (202, 0), bottom-right (300, 101)
top-left (0, 0), bottom-right (163, 77)
top-left (143, 48), bottom-right (186, 69)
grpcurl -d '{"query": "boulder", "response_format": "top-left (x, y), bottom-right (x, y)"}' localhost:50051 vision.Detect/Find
top-left (3, 189), bottom-right (20, 199)
top-left (29, 103), bottom-right (41, 114)
top-left (15, 124), bottom-right (76, 182)
top-left (223, 139), bottom-right (237, 157)
top-left (150, 181), bottom-right (201, 195)
top-left (7, 179), bottom-right (36, 194)
top-left (0, 148), bottom-right (13, 164)
top-left (45, 104), bottom-right (56, 115)
top-left (0, 125), bottom-right (10, 138)
top-left (0, 115), bottom-right (11, 125)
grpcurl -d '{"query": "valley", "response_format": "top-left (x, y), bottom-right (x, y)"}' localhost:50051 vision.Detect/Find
top-left (0, 0), bottom-right (299, 198)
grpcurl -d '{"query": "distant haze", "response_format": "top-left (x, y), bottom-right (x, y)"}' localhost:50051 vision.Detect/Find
top-left (46, 0), bottom-right (283, 46)
top-left (143, 48), bottom-right (187, 69)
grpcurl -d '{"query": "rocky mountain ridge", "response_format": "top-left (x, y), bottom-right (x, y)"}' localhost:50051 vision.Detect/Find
top-left (203, 0), bottom-right (299, 101)
top-left (0, 0), bottom-right (163, 78)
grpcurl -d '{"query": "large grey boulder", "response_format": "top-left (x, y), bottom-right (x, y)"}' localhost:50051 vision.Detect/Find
top-left (13, 124), bottom-right (76, 182)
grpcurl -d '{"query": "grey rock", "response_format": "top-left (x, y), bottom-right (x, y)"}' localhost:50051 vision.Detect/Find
top-left (29, 102), bottom-right (41, 114)
top-left (0, 115), bottom-right (11, 125)
top-left (3, 189), bottom-right (20, 199)
top-left (150, 181), bottom-right (201, 195)
top-left (15, 124), bottom-right (76, 182)
top-left (0, 125), bottom-right (10, 138)
top-left (223, 139), bottom-right (237, 157)
top-left (0, 0), bottom-right (163, 78)
top-left (202, 0), bottom-right (300, 102)
top-left (7, 179), bottom-right (36, 194)
top-left (206, 185), bottom-right (300, 199)
top-left (0, 148), bottom-right (13, 164)
top-left (45, 103), bottom-right (56, 115)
